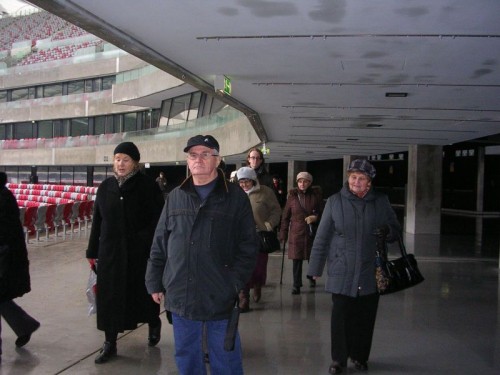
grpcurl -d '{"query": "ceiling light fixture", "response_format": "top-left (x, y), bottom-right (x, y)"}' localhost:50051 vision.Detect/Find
top-left (385, 92), bottom-right (408, 97)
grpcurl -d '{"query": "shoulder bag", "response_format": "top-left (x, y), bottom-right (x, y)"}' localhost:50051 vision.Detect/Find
top-left (258, 230), bottom-right (280, 253)
top-left (375, 234), bottom-right (424, 295)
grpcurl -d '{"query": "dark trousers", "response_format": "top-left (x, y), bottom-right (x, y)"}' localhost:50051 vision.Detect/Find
top-left (330, 293), bottom-right (379, 365)
top-left (0, 299), bottom-right (40, 355)
top-left (292, 259), bottom-right (303, 288)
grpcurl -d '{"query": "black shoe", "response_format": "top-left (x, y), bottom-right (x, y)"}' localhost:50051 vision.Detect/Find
top-left (291, 287), bottom-right (300, 295)
top-left (94, 341), bottom-right (117, 364)
top-left (307, 275), bottom-right (316, 288)
top-left (353, 360), bottom-right (368, 371)
top-left (328, 362), bottom-right (343, 374)
top-left (148, 321), bottom-right (162, 347)
top-left (15, 321), bottom-right (40, 348)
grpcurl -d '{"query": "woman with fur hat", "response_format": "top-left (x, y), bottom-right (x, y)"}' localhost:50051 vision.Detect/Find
top-left (236, 166), bottom-right (281, 312)
top-left (86, 142), bottom-right (164, 364)
top-left (308, 159), bottom-right (401, 374)
top-left (279, 171), bottom-right (323, 295)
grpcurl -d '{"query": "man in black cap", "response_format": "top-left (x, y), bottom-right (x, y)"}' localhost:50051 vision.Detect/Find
top-left (146, 135), bottom-right (258, 374)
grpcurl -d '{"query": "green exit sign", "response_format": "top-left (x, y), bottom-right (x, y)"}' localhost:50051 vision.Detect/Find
top-left (223, 76), bottom-right (231, 95)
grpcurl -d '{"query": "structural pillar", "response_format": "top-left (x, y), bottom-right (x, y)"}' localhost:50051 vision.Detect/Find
top-left (405, 145), bottom-right (442, 234)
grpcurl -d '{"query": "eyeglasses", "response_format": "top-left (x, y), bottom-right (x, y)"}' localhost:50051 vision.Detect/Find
top-left (187, 151), bottom-right (219, 160)
top-left (248, 156), bottom-right (261, 160)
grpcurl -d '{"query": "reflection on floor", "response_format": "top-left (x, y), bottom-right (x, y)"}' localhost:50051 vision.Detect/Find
top-left (0, 227), bottom-right (498, 374)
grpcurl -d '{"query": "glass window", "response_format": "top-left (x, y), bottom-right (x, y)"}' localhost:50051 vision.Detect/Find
top-left (44, 83), bottom-right (63, 98)
top-left (93, 166), bottom-right (107, 186)
top-left (102, 76), bottom-right (115, 90)
top-left (159, 99), bottom-right (172, 127)
top-left (0, 124), bottom-right (5, 140)
top-left (28, 87), bottom-right (36, 99)
top-left (209, 97), bottom-right (227, 114)
top-left (48, 167), bottom-right (61, 184)
top-left (84, 79), bottom-right (93, 92)
top-left (151, 109), bottom-right (160, 128)
top-left (53, 120), bottom-right (63, 137)
top-left (70, 118), bottom-right (88, 136)
top-left (74, 166), bottom-right (87, 186)
top-left (93, 78), bottom-right (102, 91)
top-left (61, 166), bottom-right (73, 185)
top-left (11, 88), bottom-right (29, 101)
top-left (168, 94), bottom-right (191, 126)
top-left (123, 112), bottom-right (137, 132)
top-left (36, 86), bottom-right (43, 98)
top-left (0, 90), bottom-right (6, 103)
top-left (105, 115), bottom-right (114, 134)
top-left (67, 80), bottom-right (85, 95)
top-left (19, 167), bottom-right (30, 183)
top-left (38, 120), bottom-right (53, 139)
top-left (94, 116), bottom-right (106, 135)
top-left (14, 122), bottom-right (34, 139)
top-left (187, 92), bottom-right (201, 120)
top-left (113, 114), bottom-right (123, 133)
top-left (5, 167), bottom-right (19, 183)
top-left (37, 166), bottom-right (48, 184)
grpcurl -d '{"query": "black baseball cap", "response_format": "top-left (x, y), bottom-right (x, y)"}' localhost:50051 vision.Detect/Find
top-left (183, 135), bottom-right (220, 153)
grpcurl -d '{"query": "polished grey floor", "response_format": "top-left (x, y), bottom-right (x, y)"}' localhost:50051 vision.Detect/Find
top-left (0, 226), bottom-right (499, 374)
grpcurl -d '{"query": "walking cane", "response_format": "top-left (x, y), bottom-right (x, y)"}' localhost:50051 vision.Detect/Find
top-left (280, 238), bottom-right (286, 285)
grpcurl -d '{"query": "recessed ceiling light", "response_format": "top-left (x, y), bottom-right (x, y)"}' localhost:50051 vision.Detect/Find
top-left (385, 92), bottom-right (408, 97)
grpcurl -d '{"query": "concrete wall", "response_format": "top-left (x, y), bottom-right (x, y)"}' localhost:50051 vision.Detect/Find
top-left (0, 114), bottom-right (261, 166)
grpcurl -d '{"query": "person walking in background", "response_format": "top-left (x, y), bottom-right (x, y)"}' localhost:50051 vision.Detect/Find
top-left (246, 147), bottom-right (273, 188)
top-left (146, 135), bottom-right (258, 375)
top-left (86, 142), bottom-right (164, 364)
top-left (279, 172), bottom-right (322, 295)
top-left (236, 167), bottom-right (282, 312)
top-left (307, 159), bottom-right (401, 374)
top-left (156, 171), bottom-right (169, 200)
top-left (271, 175), bottom-right (287, 208)
top-left (0, 172), bottom-right (40, 363)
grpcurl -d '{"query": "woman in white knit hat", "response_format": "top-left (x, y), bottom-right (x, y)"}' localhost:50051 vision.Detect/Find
top-left (236, 167), bottom-right (281, 312)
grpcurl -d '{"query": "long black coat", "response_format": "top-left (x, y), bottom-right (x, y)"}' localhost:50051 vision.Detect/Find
top-left (0, 187), bottom-right (31, 304)
top-left (86, 172), bottom-right (164, 332)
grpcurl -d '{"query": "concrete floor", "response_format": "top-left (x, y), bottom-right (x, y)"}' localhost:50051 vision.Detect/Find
top-left (0, 228), bottom-right (499, 374)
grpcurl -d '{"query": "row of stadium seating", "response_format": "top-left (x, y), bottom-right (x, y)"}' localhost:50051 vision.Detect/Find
top-left (7, 182), bottom-right (97, 242)
top-left (7, 183), bottom-right (97, 195)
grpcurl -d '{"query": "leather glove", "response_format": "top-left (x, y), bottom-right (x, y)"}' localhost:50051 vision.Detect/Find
top-left (305, 215), bottom-right (317, 225)
top-left (264, 221), bottom-right (274, 231)
top-left (373, 225), bottom-right (390, 239)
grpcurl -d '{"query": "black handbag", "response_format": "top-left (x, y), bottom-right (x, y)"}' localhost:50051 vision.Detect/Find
top-left (375, 234), bottom-right (424, 295)
top-left (258, 230), bottom-right (280, 253)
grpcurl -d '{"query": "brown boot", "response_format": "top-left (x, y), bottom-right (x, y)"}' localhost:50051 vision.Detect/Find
top-left (239, 290), bottom-right (250, 313)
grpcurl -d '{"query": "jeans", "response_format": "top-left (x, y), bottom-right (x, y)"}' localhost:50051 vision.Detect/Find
top-left (172, 313), bottom-right (243, 375)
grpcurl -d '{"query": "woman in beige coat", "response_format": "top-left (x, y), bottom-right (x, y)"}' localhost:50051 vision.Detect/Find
top-left (236, 167), bottom-right (281, 312)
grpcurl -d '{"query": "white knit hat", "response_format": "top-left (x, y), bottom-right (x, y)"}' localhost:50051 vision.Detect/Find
top-left (237, 167), bottom-right (257, 182)
top-left (296, 171), bottom-right (313, 182)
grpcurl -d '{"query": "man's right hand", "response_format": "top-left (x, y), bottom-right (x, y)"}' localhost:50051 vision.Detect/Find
top-left (151, 292), bottom-right (164, 304)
